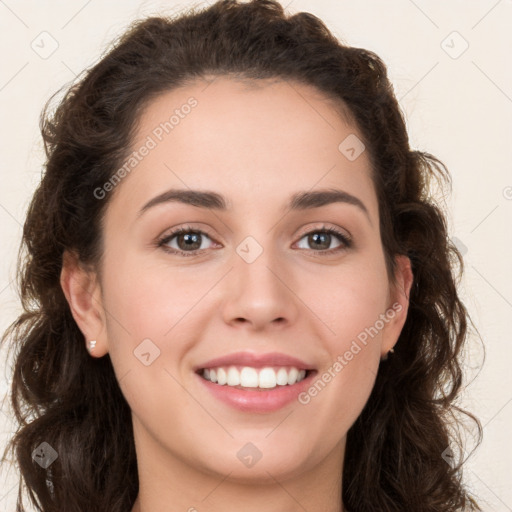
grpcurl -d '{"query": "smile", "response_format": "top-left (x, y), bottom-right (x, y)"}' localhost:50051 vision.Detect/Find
top-left (196, 367), bottom-right (318, 413)
top-left (198, 365), bottom-right (311, 389)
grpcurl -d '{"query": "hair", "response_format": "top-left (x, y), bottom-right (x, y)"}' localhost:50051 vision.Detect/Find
top-left (1, 0), bottom-right (483, 510)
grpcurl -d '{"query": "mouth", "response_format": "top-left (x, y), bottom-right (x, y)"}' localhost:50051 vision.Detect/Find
top-left (195, 366), bottom-right (317, 391)
top-left (195, 364), bottom-right (318, 412)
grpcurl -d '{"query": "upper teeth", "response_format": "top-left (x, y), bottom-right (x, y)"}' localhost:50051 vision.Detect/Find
top-left (202, 366), bottom-right (307, 389)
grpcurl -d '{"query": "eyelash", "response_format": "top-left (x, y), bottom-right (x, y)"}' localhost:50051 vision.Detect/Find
top-left (157, 224), bottom-right (352, 257)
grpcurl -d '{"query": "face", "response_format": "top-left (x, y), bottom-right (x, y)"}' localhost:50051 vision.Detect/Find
top-left (64, 76), bottom-right (412, 487)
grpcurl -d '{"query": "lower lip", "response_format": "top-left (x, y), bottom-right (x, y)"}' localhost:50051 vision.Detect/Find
top-left (196, 371), bottom-right (317, 413)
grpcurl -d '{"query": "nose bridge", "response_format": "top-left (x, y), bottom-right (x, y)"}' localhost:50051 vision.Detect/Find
top-left (235, 234), bottom-right (286, 300)
top-left (223, 233), bottom-right (298, 328)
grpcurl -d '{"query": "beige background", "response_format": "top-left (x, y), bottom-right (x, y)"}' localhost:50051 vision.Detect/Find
top-left (1, 0), bottom-right (511, 510)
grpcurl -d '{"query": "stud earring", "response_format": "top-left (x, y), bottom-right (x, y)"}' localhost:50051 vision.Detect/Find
top-left (381, 346), bottom-right (395, 361)
top-left (88, 340), bottom-right (97, 353)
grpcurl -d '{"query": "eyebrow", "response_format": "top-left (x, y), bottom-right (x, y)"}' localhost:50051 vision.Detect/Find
top-left (137, 187), bottom-right (371, 222)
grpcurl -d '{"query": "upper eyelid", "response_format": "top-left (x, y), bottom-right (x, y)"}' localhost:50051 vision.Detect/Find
top-left (295, 223), bottom-right (350, 239)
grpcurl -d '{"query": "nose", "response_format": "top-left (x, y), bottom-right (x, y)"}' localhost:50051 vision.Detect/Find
top-left (221, 242), bottom-right (300, 331)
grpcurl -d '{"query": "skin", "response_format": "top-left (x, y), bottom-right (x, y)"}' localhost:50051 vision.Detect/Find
top-left (61, 76), bottom-right (413, 512)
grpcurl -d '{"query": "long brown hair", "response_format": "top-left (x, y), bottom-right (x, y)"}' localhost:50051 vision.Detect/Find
top-left (1, 1), bottom-right (483, 510)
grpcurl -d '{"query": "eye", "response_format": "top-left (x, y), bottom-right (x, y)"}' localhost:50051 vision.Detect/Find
top-left (295, 226), bottom-right (352, 254)
top-left (157, 224), bottom-right (352, 257)
top-left (157, 226), bottom-right (216, 256)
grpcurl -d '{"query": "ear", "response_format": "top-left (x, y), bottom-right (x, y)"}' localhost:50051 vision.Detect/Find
top-left (380, 254), bottom-right (414, 358)
top-left (60, 250), bottom-right (108, 357)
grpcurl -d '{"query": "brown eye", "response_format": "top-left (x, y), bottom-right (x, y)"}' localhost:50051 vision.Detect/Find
top-left (175, 231), bottom-right (203, 251)
top-left (295, 227), bottom-right (352, 253)
top-left (306, 232), bottom-right (332, 250)
top-left (158, 228), bottom-right (215, 255)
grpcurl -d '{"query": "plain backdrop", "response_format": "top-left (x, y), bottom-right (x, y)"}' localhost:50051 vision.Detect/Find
top-left (1, 1), bottom-right (511, 510)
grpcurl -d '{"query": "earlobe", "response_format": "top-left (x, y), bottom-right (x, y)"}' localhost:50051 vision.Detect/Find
top-left (60, 250), bottom-right (108, 357)
top-left (381, 254), bottom-right (414, 358)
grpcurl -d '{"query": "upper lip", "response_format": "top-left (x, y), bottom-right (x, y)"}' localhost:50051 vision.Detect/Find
top-left (194, 351), bottom-right (315, 371)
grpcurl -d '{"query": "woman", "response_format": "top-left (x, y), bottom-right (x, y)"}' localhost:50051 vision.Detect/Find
top-left (1, 0), bottom-right (482, 510)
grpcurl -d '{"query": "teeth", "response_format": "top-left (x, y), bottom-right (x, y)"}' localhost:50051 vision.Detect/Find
top-left (287, 367), bottom-right (298, 385)
top-left (217, 367), bottom-right (227, 385)
top-left (226, 366), bottom-right (240, 386)
top-left (240, 367), bottom-right (259, 387)
top-left (201, 366), bottom-right (308, 389)
top-left (258, 367), bottom-right (276, 388)
top-left (276, 368), bottom-right (289, 385)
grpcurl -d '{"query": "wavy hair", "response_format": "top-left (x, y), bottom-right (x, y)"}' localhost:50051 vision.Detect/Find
top-left (1, 0), bottom-right (483, 510)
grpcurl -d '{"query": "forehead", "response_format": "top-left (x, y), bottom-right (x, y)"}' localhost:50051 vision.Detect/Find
top-left (108, 76), bottom-right (376, 221)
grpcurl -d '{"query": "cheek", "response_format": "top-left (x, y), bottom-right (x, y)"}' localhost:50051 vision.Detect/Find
top-left (301, 253), bottom-right (388, 413)
top-left (299, 305), bottom-right (384, 442)
top-left (306, 258), bottom-right (389, 344)
top-left (101, 251), bottom-right (206, 336)
top-left (301, 254), bottom-right (389, 427)
top-left (99, 251), bottom-right (220, 391)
